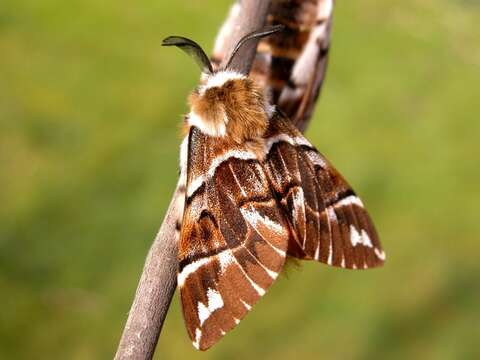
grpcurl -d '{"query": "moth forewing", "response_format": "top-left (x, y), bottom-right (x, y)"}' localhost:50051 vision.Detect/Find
top-left (178, 126), bottom-right (289, 350)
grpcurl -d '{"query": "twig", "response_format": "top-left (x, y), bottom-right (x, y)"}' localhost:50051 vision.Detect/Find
top-left (114, 1), bottom-right (271, 359)
top-left (219, 0), bottom-right (270, 74)
top-left (114, 184), bottom-right (182, 360)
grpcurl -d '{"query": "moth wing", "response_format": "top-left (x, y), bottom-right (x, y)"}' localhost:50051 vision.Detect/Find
top-left (178, 127), bottom-right (289, 350)
top-left (264, 114), bottom-right (385, 269)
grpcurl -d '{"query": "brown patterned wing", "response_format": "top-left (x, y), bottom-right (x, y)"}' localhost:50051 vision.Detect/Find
top-left (264, 114), bottom-right (385, 269)
top-left (212, 0), bottom-right (334, 132)
top-left (257, 0), bottom-right (333, 132)
top-left (178, 127), bottom-right (289, 350)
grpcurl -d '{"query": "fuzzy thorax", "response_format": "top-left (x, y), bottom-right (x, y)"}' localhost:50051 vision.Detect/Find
top-left (186, 71), bottom-right (274, 144)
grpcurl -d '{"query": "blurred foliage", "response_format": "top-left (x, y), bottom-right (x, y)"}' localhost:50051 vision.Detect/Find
top-left (1, 0), bottom-right (479, 359)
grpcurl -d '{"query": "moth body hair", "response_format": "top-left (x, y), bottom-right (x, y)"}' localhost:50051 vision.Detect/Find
top-left (185, 71), bottom-right (274, 147)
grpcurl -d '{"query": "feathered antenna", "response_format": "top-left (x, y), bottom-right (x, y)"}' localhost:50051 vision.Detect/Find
top-left (162, 36), bottom-right (213, 74)
top-left (163, 25), bottom-right (284, 75)
top-left (224, 25), bottom-right (284, 70)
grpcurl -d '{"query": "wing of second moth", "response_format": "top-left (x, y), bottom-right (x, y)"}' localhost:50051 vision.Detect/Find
top-left (264, 113), bottom-right (386, 269)
top-left (178, 127), bottom-right (289, 350)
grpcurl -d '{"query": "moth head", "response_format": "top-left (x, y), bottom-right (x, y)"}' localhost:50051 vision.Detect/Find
top-left (162, 25), bottom-right (283, 143)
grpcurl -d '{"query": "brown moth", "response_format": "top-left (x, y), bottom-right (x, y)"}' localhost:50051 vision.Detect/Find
top-left (162, 26), bottom-right (385, 351)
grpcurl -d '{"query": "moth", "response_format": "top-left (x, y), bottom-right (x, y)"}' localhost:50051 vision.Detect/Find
top-left (162, 25), bottom-right (385, 351)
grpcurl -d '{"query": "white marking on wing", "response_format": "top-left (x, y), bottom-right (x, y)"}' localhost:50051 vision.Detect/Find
top-left (326, 207), bottom-right (336, 265)
top-left (334, 195), bottom-right (364, 208)
top-left (327, 242), bottom-right (333, 265)
top-left (230, 163), bottom-right (247, 197)
top-left (187, 176), bottom-right (205, 199)
top-left (374, 248), bottom-right (386, 261)
top-left (192, 328), bottom-right (202, 349)
top-left (314, 242), bottom-right (320, 261)
top-left (350, 225), bottom-right (373, 248)
top-left (206, 288), bottom-right (224, 313)
top-left (187, 149), bottom-right (258, 198)
top-left (236, 238), bottom-right (281, 281)
top-left (174, 207), bottom-right (184, 235)
top-left (265, 133), bottom-right (311, 153)
top-left (231, 254), bottom-right (266, 296)
top-left (178, 257), bottom-right (211, 287)
top-left (318, 0), bottom-right (333, 20)
top-left (350, 226), bottom-right (362, 247)
top-left (239, 204), bottom-right (288, 277)
top-left (360, 229), bottom-right (373, 248)
top-left (326, 207), bottom-right (337, 222)
top-left (218, 249), bottom-right (236, 273)
top-left (292, 188), bottom-right (306, 247)
top-left (182, 249), bottom-right (269, 316)
top-left (240, 299), bottom-right (252, 310)
top-left (266, 241), bottom-right (287, 258)
top-left (263, 267), bottom-right (279, 280)
top-left (179, 135), bottom-right (189, 187)
top-left (197, 288), bottom-right (224, 326)
top-left (304, 149), bottom-right (328, 168)
top-left (240, 205), bottom-right (287, 237)
top-left (197, 302), bottom-right (210, 326)
top-left (220, 247), bottom-right (267, 297)
top-left (248, 277), bottom-right (266, 296)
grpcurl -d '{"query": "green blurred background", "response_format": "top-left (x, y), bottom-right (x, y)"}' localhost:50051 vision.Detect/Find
top-left (1, 0), bottom-right (479, 359)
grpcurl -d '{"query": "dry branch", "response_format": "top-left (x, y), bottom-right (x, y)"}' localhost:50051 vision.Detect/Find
top-left (114, 184), bottom-right (182, 360)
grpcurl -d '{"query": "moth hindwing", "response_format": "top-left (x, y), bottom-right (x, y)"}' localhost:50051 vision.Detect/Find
top-left (264, 115), bottom-right (385, 268)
